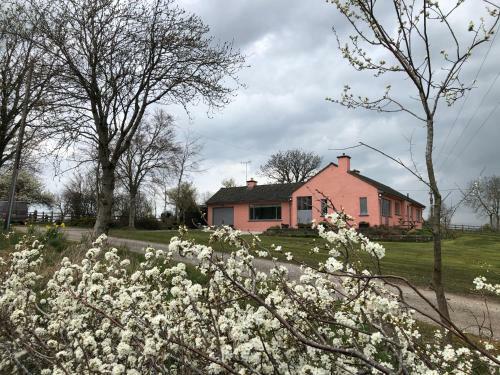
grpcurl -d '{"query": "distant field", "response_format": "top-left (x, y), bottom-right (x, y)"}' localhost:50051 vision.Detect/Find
top-left (109, 228), bottom-right (500, 296)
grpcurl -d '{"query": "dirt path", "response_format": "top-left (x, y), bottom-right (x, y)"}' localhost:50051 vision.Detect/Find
top-left (18, 226), bottom-right (500, 339)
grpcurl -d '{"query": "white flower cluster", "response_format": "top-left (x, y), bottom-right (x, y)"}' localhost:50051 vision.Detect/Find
top-left (314, 212), bottom-right (386, 261)
top-left (473, 276), bottom-right (500, 296)
top-left (0, 223), bottom-right (499, 374)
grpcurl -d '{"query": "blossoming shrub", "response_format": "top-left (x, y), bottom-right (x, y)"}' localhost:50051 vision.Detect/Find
top-left (0, 213), bottom-right (499, 374)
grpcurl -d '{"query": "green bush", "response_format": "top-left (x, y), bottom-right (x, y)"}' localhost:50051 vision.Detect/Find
top-left (263, 226), bottom-right (318, 238)
top-left (297, 223), bottom-right (313, 230)
top-left (65, 216), bottom-right (96, 228)
top-left (135, 217), bottom-right (162, 230)
top-left (161, 216), bottom-right (179, 230)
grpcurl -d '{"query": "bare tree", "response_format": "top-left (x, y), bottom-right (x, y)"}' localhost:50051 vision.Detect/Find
top-left (465, 176), bottom-right (500, 231)
top-left (221, 177), bottom-right (236, 188)
top-left (199, 190), bottom-right (213, 205)
top-left (260, 149), bottom-right (322, 183)
top-left (117, 110), bottom-right (179, 228)
top-left (62, 169), bottom-right (99, 219)
top-left (153, 167), bottom-right (174, 215)
top-left (440, 203), bottom-right (455, 231)
top-left (53, 193), bottom-right (68, 221)
top-left (0, 2), bottom-right (54, 172)
top-left (327, 0), bottom-right (499, 325)
top-left (30, 0), bottom-right (244, 235)
top-left (171, 133), bottom-right (204, 221)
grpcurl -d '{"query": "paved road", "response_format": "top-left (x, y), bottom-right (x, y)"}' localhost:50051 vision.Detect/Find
top-left (17, 226), bottom-right (500, 339)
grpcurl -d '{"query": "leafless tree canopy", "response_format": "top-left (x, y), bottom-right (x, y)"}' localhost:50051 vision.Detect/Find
top-left (0, 2), bottom-right (54, 171)
top-left (117, 109), bottom-right (179, 228)
top-left (465, 175), bottom-right (500, 230)
top-left (169, 132), bottom-right (203, 219)
top-left (60, 169), bottom-right (100, 219)
top-left (329, 1), bottom-right (499, 119)
top-left (221, 177), bottom-right (236, 188)
top-left (28, 0), bottom-right (244, 234)
top-left (260, 149), bottom-right (322, 183)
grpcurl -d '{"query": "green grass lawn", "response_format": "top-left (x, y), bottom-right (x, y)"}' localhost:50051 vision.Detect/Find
top-left (109, 228), bottom-right (500, 296)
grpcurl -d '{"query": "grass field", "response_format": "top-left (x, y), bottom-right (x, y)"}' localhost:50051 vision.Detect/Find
top-left (109, 228), bottom-right (500, 296)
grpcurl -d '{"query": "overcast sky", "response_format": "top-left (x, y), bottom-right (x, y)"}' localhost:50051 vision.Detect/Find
top-left (45, 0), bottom-right (500, 225)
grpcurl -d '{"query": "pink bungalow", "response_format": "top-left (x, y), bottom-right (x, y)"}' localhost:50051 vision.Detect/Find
top-left (206, 154), bottom-right (425, 231)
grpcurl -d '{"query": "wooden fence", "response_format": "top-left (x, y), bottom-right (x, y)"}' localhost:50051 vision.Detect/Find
top-left (446, 224), bottom-right (488, 232)
top-left (25, 212), bottom-right (164, 224)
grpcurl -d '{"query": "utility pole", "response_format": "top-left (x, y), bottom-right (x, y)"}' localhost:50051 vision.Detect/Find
top-left (240, 160), bottom-right (251, 181)
top-left (4, 61), bottom-right (34, 231)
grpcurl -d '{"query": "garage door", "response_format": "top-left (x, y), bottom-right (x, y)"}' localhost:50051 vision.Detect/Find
top-left (213, 207), bottom-right (234, 226)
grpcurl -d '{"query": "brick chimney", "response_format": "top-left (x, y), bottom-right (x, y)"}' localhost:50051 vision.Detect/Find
top-left (246, 178), bottom-right (257, 190)
top-left (337, 153), bottom-right (351, 172)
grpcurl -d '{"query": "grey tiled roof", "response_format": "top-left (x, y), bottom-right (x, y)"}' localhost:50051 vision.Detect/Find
top-left (206, 167), bottom-right (425, 208)
top-left (206, 183), bottom-right (303, 204)
top-left (349, 172), bottom-right (425, 207)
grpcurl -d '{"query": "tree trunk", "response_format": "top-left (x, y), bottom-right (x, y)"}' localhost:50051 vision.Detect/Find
top-left (425, 118), bottom-right (451, 327)
top-left (175, 177), bottom-right (182, 222)
top-left (93, 163), bottom-right (115, 236)
top-left (128, 189), bottom-right (137, 229)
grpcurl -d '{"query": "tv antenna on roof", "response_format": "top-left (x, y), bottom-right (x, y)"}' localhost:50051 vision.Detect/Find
top-left (240, 160), bottom-right (251, 181)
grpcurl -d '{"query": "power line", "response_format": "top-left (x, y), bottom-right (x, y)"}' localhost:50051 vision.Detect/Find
top-left (397, 188), bottom-right (461, 192)
top-left (328, 144), bottom-right (363, 151)
top-left (438, 68), bottom-right (500, 172)
top-left (437, 24), bottom-right (499, 162)
top-left (454, 100), bottom-right (500, 159)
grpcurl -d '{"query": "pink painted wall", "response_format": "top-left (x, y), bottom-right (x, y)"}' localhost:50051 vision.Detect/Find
top-left (290, 162), bottom-right (381, 228)
top-left (290, 160), bottom-right (423, 229)
top-left (207, 201), bottom-right (291, 232)
top-left (378, 195), bottom-right (423, 229)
